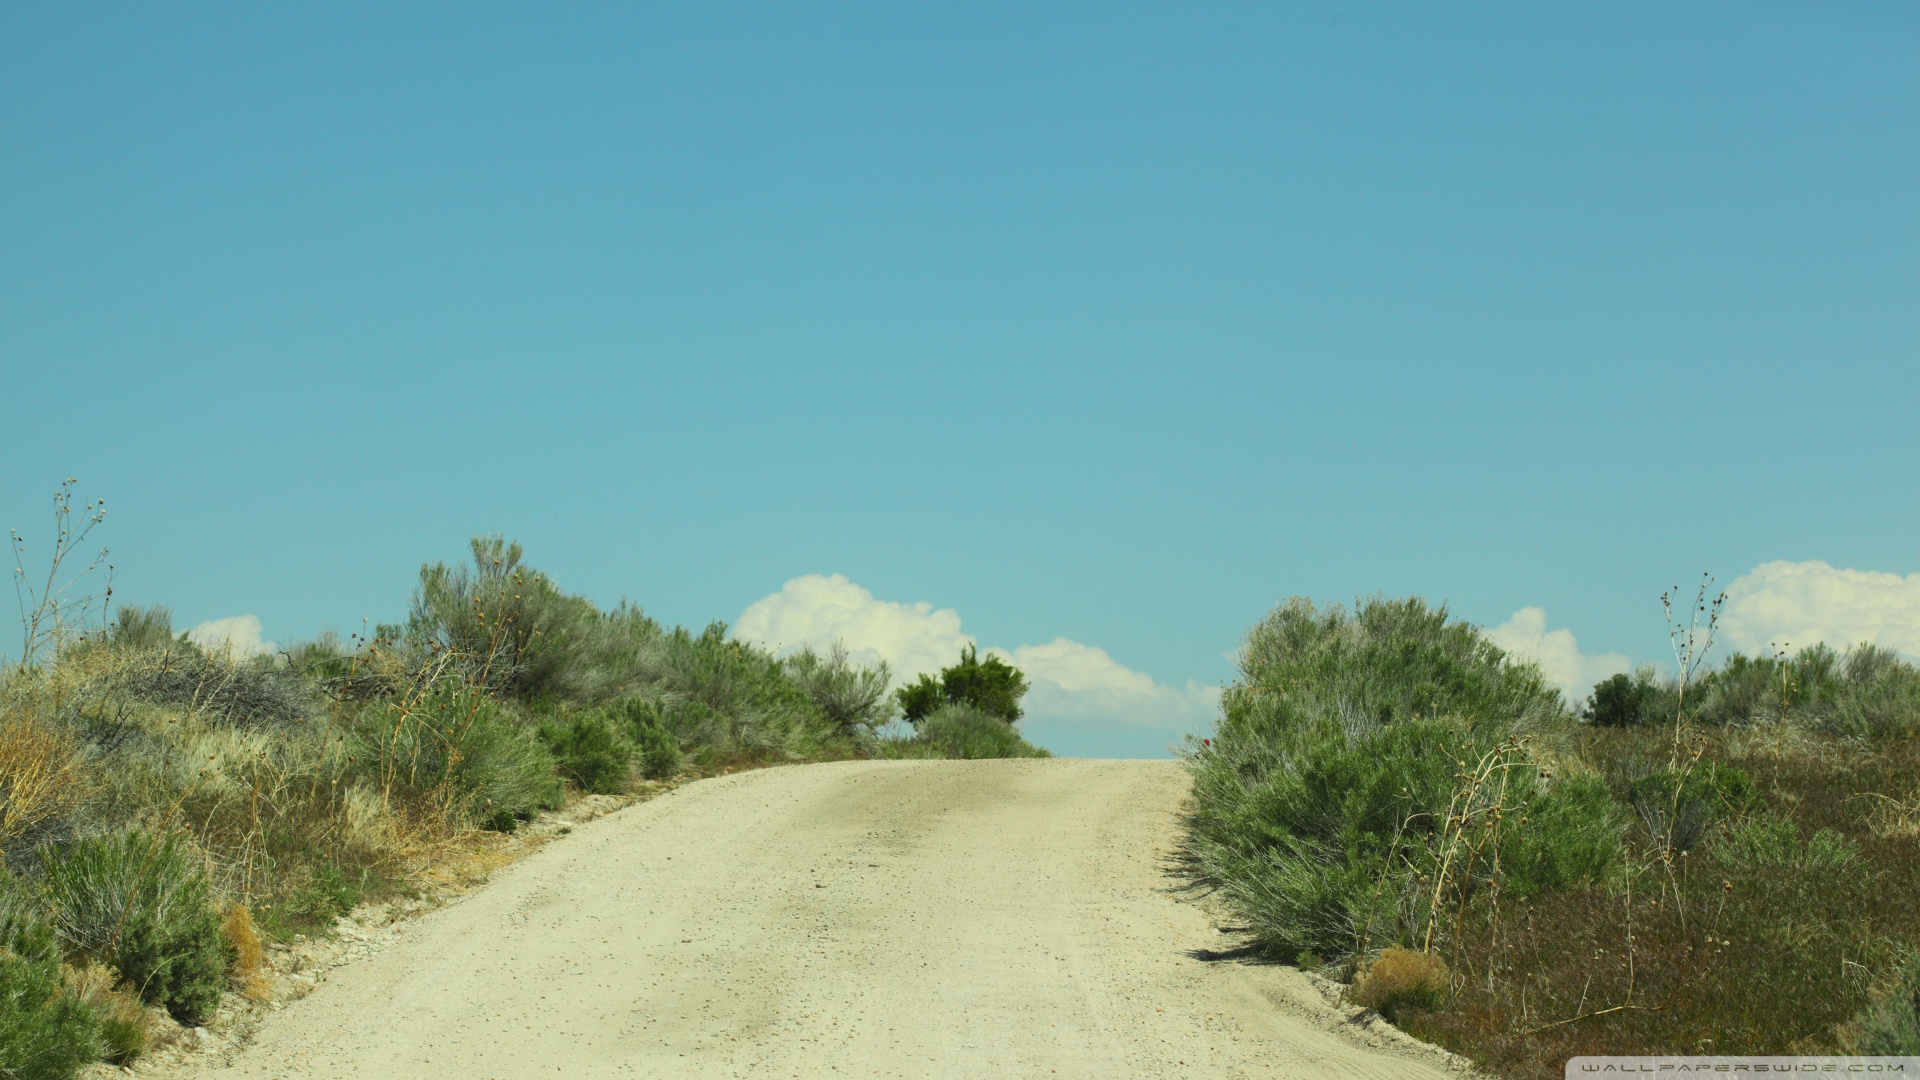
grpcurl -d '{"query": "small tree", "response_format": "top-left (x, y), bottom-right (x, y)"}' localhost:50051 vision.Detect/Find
top-left (1586, 672), bottom-right (1649, 727)
top-left (897, 645), bottom-right (1029, 724)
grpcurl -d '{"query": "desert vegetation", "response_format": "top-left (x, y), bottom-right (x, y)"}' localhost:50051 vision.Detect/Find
top-left (0, 484), bottom-right (1039, 1078)
top-left (884, 645), bottom-right (1049, 760)
top-left (1185, 587), bottom-right (1920, 1074)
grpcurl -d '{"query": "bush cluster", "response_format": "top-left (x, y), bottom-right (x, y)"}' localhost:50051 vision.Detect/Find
top-left (1185, 597), bottom-right (1620, 961)
top-left (1583, 644), bottom-right (1920, 736)
top-left (0, 525), bottom-right (933, 1075)
top-left (1188, 598), bottom-right (1920, 1073)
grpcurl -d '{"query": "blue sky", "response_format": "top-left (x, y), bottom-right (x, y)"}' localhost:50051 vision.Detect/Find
top-left (4, 4), bottom-right (1916, 755)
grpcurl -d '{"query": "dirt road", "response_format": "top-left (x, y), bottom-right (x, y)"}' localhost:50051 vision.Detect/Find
top-left (202, 760), bottom-right (1460, 1079)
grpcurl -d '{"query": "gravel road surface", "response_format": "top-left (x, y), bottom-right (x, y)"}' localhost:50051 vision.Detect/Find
top-left (202, 759), bottom-right (1460, 1079)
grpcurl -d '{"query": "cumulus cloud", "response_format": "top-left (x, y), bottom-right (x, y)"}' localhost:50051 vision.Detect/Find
top-left (733, 574), bottom-right (971, 685)
top-left (1720, 560), bottom-right (1920, 661)
top-left (733, 574), bottom-right (1217, 732)
top-left (1485, 607), bottom-right (1631, 705)
top-left (996, 638), bottom-right (1221, 731)
top-left (185, 615), bottom-right (276, 659)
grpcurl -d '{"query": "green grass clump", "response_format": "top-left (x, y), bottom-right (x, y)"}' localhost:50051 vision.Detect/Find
top-left (356, 684), bottom-right (562, 830)
top-left (62, 963), bottom-right (151, 1066)
top-left (1616, 757), bottom-right (1756, 855)
top-left (1185, 596), bottom-right (1617, 961)
top-left (537, 711), bottom-right (635, 794)
top-left (259, 862), bottom-right (368, 939)
top-left (39, 829), bottom-right (231, 1024)
top-left (1712, 812), bottom-right (1859, 873)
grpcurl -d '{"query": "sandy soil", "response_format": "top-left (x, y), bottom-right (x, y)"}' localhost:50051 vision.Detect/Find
top-left (192, 759), bottom-right (1463, 1079)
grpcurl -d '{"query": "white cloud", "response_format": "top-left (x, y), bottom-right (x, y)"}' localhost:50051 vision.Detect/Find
top-left (733, 574), bottom-right (1216, 731)
top-left (1720, 560), bottom-right (1920, 661)
top-left (185, 615), bottom-right (276, 659)
top-left (994, 638), bottom-right (1221, 731)
top-left (1486, 607), bottom-right (1631, 705)
top-left (733, 574), bottom-right (972, 685)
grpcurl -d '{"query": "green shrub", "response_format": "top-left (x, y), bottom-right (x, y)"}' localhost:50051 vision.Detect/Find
top-left (1712, 813), bottom-right (1859, 873)
top-left (39, 829), bottom-right (231, 1024)
top-left (406, 535), bottom-right (617, 702)
top-left (660, 698), bottom-right (724, 748)
top-left (657, 625), bottom-right (837, 756)
top-left (537, 712), bottom-right (634, 794)
top-left (1619, 759), bottom-right (1756, 855)
top-left (1853, 955), bottom-right (1920, 1054)
top-left (279, 862), bottom-right (365, 929)
top-left (915, 703), bottom-right (1050, 759)
top-left (1697, 651), bottom-right (1806, 726)
top-left (0, 899), bottom-right (105, 1080)
top-left (1825, 646), bottom-right (1920, 737)
top-left (354, 684), bottom-right (561, 829)
top-left (1185, 597), bottom-right (1614, 960)
top-left (1501, 772), bottom-right (1623, 897)
top-left (605, 700), bottom-right (683, 779)
top-left (783, 644), bottom-right (893, 737)
top-left (898, 645), bottom-right (1029, 724)
top-left (633, 723), bottom-right (682, 779)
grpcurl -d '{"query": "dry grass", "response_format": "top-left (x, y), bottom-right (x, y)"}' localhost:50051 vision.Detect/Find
top-left (62, 961), bottom-right (153, 1064)
top-left (221, 903), bottom-right (270, 1001)
top-left (1861, 786), bottom-right (1920, 842)
top-left (1350, 947), bottom-right (1451, 1023)
top-left (1722, 718), bottom-right (1849, 766)
top-left (0, 706), bottom-right (90, 848)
